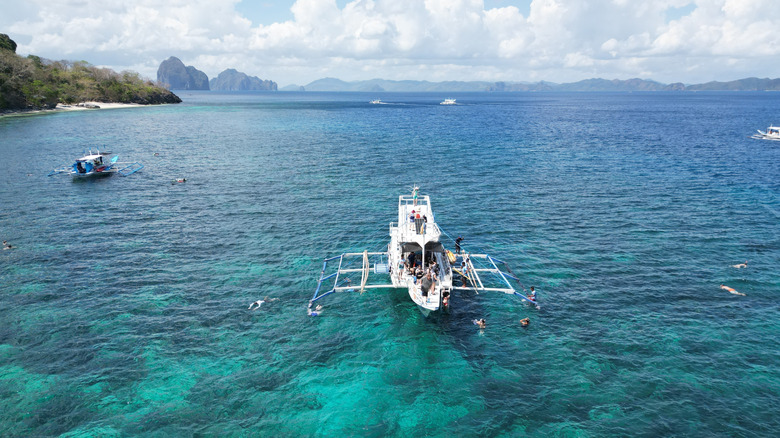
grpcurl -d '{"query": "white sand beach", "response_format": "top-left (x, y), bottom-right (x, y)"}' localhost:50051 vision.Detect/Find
top-left (2, 101), bottom-right (149, 117)
top-left (55, 102), bottom-right (145, 111)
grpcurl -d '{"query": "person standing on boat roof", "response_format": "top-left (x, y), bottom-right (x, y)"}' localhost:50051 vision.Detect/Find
top-left (413, 186), bottom-right (419, 206)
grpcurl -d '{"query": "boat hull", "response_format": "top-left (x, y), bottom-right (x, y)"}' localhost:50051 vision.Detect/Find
top-left (70, 168), bottom-right (117, 178)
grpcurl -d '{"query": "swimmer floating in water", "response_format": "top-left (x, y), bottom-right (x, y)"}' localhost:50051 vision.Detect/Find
top-left (307, 304), bottom-right (324, 316)
top-left (520, 317), bottom-right (530, 327)
top-left (248, 299), bottom-right (265, 310)
top-left (473, 318), bottom-right (486, 329)
top-left (731, 261), bottom-right (748, 269)
top-left (248, 296), bottom-right (278, 310)
top-left (720, 285), bottom-right (746, 296)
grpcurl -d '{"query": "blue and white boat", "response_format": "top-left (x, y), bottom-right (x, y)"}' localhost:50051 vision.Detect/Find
top-left (310, 187), bottom-right (538, 316)
top-left (48, 149), bottom-right (143, 178)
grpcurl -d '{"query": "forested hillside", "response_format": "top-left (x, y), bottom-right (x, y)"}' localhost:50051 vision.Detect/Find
top-left (0, 33), bottom-right (180, 111)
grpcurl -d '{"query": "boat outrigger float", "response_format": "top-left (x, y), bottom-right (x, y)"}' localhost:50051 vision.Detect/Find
top-left (310, 187), bottom-right (538, 316)
top-left (48, 148), bottom-right (144, 178)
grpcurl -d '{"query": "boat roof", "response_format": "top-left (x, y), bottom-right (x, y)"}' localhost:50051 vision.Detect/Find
top-left (77, 151), bottom-right (113, 161)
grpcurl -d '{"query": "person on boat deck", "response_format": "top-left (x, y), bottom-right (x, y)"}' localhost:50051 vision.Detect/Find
top-left (420, 271), bottom-right (435, 297)
top-left (415, 267), bottom-right (424, 284)
top-left (428, 266), bottom-right (439, 282)
top-left (406, 252), bottom-right (416, 271)
top-left (455, 236), bottom-right (463, 253)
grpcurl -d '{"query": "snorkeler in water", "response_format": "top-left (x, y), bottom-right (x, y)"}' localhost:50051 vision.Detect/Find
top-left (248, 296), bottom-right (278, 310)
top-left (307, 304), bottom-right (324, 316)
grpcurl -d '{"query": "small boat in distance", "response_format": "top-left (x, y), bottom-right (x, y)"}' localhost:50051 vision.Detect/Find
top-left (752, 126), bottom-right (780, 141)
top-left (440, 98), bottom-right (456, 105)
top-left (369, 98), bottom-right (382, 104)
top-left (310, 187), bottom-right (537, 317)
top-left (48, 149), bottom-right (144, 178)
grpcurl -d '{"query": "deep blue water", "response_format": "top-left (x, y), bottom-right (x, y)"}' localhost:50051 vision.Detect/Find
top-left (1, 91), bottom-right (779, 437)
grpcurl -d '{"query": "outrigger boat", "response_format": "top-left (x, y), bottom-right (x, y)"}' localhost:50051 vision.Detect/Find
top-left (752, 125), bottom-right (780, 141)
top-left (47, 149), bottom-right (144, 178)
top-left (310, 187), bottom-right (538, 316)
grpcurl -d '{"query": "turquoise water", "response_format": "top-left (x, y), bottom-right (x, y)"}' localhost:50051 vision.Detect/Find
top-left (1, 91), bottom-right (779, 436)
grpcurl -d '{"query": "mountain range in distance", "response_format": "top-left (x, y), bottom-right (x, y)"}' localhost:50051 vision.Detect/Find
top-left (155, 56), bottom-right (780, 92)
top-left (285, 76), bottom-right (780, 92)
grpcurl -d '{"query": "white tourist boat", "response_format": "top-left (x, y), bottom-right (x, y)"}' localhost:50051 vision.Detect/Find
top-left (752, 125), bottom-right (780, 141)
top-left (48, 149), bottom-right (144, 178)
top-left (440, 98), bottom-right (456, 105)
top-left (369, 98), bottom-right (382, 104)
top-left (311, 187), bottom-right (537, 316)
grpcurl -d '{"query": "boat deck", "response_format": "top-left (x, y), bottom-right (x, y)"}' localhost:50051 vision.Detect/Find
top-left (395, 194), bottom-right (440, 241)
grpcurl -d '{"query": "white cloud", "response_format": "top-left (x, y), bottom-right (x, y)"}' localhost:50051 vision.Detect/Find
top-left (1, 0), bottom-right (778, 86)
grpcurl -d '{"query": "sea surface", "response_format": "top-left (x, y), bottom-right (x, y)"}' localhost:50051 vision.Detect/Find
top-left (1, 91), bottom-right (779, 437)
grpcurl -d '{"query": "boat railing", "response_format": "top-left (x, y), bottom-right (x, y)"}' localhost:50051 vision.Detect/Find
top-left (398, 196), bottom-right (428, 207)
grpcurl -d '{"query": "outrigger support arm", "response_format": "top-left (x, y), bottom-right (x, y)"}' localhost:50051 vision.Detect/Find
top-left (310, 251), bottom-right (396, 310)
top-left (448, 251), bottom-right (540, 308)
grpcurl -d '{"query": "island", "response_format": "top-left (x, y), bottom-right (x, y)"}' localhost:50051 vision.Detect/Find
top-left (0, 34), bottom-right (181, 114)
top-left (156, 56), bottom-right (209, 90)
top-left (209, 68), bottom-right (277, 91)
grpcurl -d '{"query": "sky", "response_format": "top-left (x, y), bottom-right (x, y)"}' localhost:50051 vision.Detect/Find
top-left (1, 0), bottom-right (778, 87)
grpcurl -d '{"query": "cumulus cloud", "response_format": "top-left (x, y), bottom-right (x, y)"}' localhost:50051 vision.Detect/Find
top-left (2, 0), bottom-right (778, 86)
